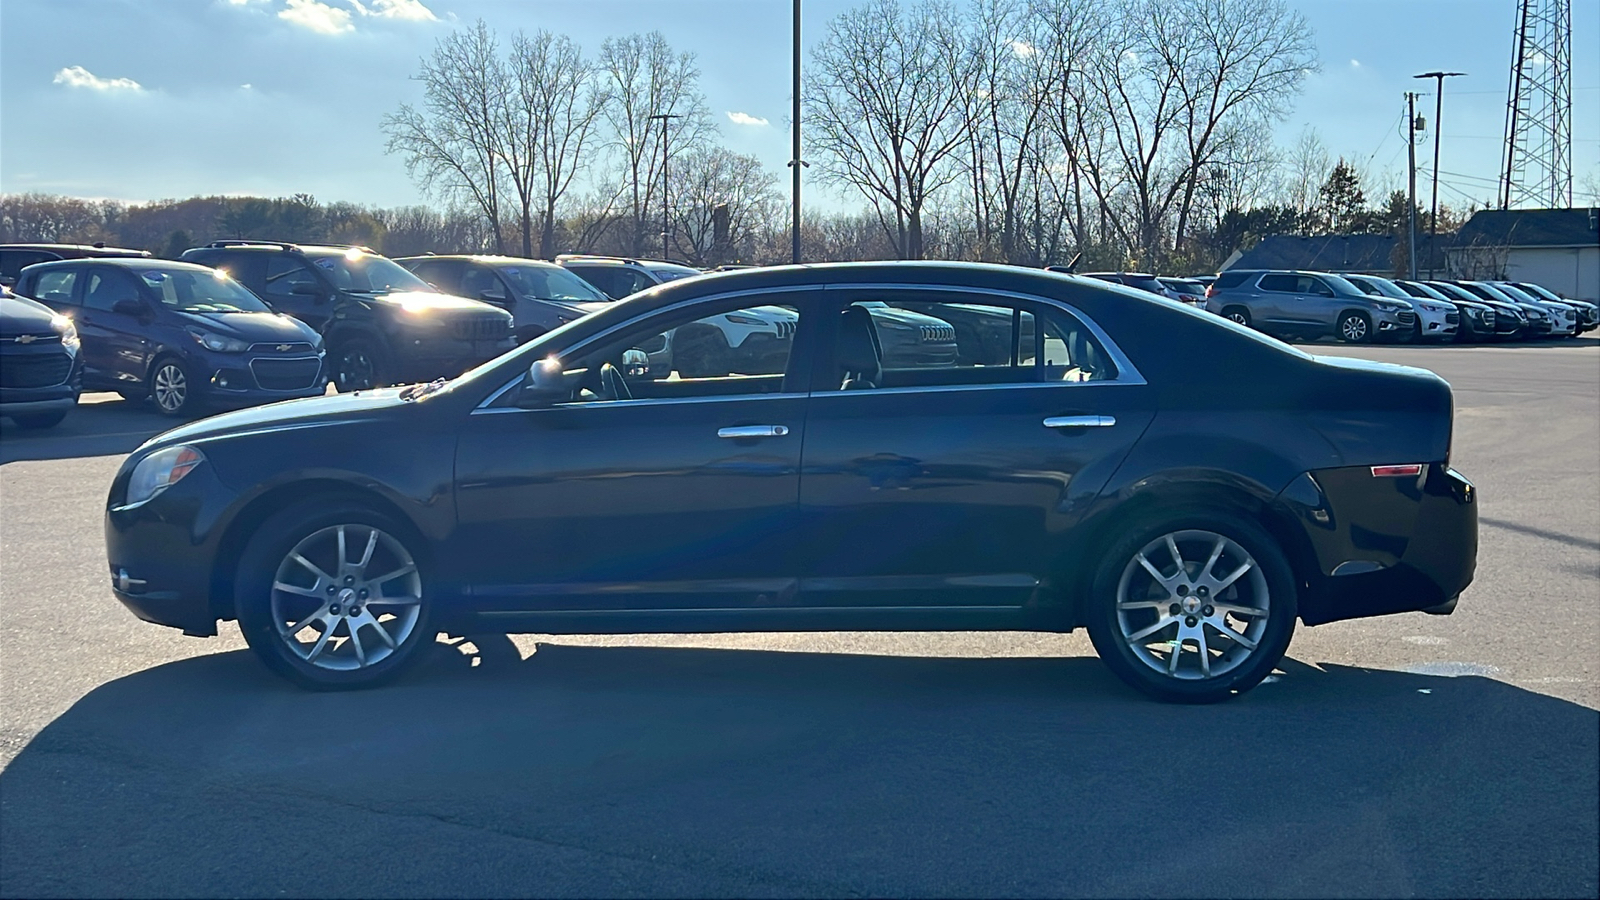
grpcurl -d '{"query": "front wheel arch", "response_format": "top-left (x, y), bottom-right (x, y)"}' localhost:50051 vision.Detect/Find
top-left (209, 479), bottom-right (428, 624)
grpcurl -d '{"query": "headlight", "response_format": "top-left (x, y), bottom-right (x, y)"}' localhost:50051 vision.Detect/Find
top-left (724, 314), bottom-right (767, 325)
top-left (189, 330), bottom-right (250, 352)
top-left (1420, 302), bottom-right (1446, 313)
top-left (125, 445), bottom-right (204, 507)
top-left (50, 315), bottom-right (79, 351)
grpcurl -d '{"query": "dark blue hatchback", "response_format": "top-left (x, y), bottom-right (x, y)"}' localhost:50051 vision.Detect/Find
top-left (15, 258), bottom-right (326, 416)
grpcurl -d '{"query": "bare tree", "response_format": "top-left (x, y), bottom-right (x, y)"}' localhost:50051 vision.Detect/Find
top-left (508, 31), bottom-right (606, 258)
top-left (597, 32), bottom-right (715, 257)
top-left (1280, 126), bottom-right (1331, 227)
top-left (383, 20), bottom-right (511, 253)
top-left (805, 0), bottom-right (975, 259)
top-left (669, 147), bottom-right (784, 264)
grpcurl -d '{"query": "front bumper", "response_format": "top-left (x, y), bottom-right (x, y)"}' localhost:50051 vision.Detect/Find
top-left (1276, 463), bottom-right (1476, 626)
top-left (104, 460), bottom-right (235, 636)
top-left (1414, 306), bottom-right (1458, 340)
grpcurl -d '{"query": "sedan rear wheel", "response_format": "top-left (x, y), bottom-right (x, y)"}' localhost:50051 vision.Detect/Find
top-left (237, 501), bottom-right (433, 690)
top-left (1086, 513), bottom-right (1296, 703)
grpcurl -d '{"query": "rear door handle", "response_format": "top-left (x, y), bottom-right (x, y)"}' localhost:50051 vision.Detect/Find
top-left (1043, 415), bottom-right (1115, 429)
top-left (718, 425), bottom-right (790, 439)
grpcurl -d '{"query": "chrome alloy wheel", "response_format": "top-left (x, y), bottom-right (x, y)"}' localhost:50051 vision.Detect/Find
top-left (1340, 314), bottom-right (1369, 342)
top-left (153, 363), bottom-right (188, 412)
top-left (270, 524), bottom-right (422, 671)
top-left (1115, 529), bottom-right (1271, 681)
top-left (1226, 311), bottom-right (1248, 325)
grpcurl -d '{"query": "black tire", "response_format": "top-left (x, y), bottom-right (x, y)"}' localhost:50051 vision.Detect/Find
top-left (148, 356), bottom-right (195, 417)
top-left (331, 338), bottom-right (386, 392)
top-left (1337, 311), bottom-right (1372, 344)
top-left (673, 325), bottom-right (729, 379)
top-left (235, 499), bottom-right (434, 691)
top-left (1221, 306), bottom-right (1252, 328)
top-left (117, 389), bottom-right (146, 402)
top-left (1084, 510), bottom-right (1297, 704)
top-left (9, 410), bottom-right (68, 429)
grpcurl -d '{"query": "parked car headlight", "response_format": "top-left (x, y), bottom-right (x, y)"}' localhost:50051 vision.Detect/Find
top-left (723, 314), bottom-right (768, 325)
top-left (189, 330), bottom-right (250, 353)
top-left (125, 445), bottom-right (204, 507)
top-left (1373, 301), bottom-right (1408, 313)
top-left (50, 315), bottom-right (79, 351)
top-left (1418, 302), bottom-right (1448, 313)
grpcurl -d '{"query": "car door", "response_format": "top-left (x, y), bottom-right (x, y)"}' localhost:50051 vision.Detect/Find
top-left (260, 256), bottom-right (334, 329)
top-left (796, 288), bottom-right (1156, 609)
top-left (1251, 273), bottom-right (1301, 330)
top-left (1302, 275), bottom-right (1343, 333)
top-left (79, 267), bottom-right (154, 391)
top-left (450, 288), bottom-right (818, 613)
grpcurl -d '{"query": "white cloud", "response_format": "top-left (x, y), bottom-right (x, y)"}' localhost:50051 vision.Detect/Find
top-left (1010, 40), bottom-right (1036, 58)
top-left (279, 0), bottom-right (354, 34)
top-left (241, 83), bottom-right (254, 89)
top-left (350, 0), bottom-right (437, 21)
top-left (223, 0), bottom-right (269, 5)
top-left (726, 111), bottom-right (769, 127)
top-left (53, 66), bottom-right (143, 92)
top-left (1349, 58), bottom-right (1361, 69)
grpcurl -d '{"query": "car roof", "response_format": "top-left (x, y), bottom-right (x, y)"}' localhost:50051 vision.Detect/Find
top-left (0, 243), bottom-right (150, 257)
top-left (22, 257), bottom-right (216, 274)
top-left (399, 254), bottom-right (564, 269)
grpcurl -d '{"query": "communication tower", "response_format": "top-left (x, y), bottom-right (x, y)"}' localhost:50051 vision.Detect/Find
top-left (1500, 0), bottom-right (1571, 209)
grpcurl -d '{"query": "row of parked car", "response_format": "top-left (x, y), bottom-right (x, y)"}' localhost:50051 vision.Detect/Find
top-left (2, 241), bottom-right (1593, 431)
top-left (1065, 265), bottom-right (1596, 345)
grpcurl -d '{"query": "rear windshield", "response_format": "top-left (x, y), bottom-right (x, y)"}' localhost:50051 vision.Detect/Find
top-left (1119, 275), bottom-right (1165, 293)
top-left (1213, 271), bottom-right (1251, 289)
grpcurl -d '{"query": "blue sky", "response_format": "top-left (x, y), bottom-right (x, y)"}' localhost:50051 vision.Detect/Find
top-left (1, 0), bottom-right (1596, 213)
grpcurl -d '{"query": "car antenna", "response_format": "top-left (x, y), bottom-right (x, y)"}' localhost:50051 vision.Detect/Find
top-left (1062, 252), bottom-right (1082, 274)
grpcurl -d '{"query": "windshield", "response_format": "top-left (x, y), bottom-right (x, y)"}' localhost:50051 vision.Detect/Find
top-left (1490, 283), bottom-right (1540, 304)
top-left (313, 252), bottom-right (431, 294)
top-left (140, 268), bottom-right (271, 313)
top-left (1161, 279), bottom-right (1204, 296)
top-left (1515, 282), bottom-right (1563, 302)
top-left (497, 264), bottom-right (609, 302)
top-left (1322, 274), bottom-right (1371, 298)
top-left (1467, 282), bottom-right (1520, 304)
top-left (647, 265), bottom-right (701, 283)
top-left (1398, 281), bottom-right (1453, 302)
top-left (1349, 276), bottom-right (1412, 300)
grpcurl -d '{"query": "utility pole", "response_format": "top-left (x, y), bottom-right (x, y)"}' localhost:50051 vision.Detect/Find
top-left (1406, 91), bottom-right (1421, 280)
top-left (648, 113), bottom-right (683, 260)
top-left (790, 0), bottom-right (802, 265)
top-left (1415, 71), bottom-right (1465, 279)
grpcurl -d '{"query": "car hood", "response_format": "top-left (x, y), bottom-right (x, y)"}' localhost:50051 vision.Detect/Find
top-left (370, 290), bottom-right (504, 315)
top-left (171, 310), bottom-right (318, 343)
top-left (0, 293), bottom-right (60, 334)
top-left (141, 388), bottom-right (410, 452)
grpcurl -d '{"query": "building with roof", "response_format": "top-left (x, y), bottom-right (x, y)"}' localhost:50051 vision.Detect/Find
top-left (1222, 234), bottom-right (1399, 276)
top-left (1446, 207), bottom-right (1599, 302)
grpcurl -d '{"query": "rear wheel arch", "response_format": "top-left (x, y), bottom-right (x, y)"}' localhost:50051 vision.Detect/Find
top-left (1060, 481), bottom-right (1316, 624)
top-left (209, 480), bottom-right (428, 623)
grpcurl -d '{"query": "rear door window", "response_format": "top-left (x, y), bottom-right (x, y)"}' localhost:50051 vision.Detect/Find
top-left (264, 257), bottom-right (321, 299)
top-left (1, 250), bottom-right (60, 285)
top-left (1213, 271), bottom-right (1250, 290)
top-left (83, 269), bottom-right (143, 312)
top-left (31, 269), bottom-right (80, 305)
top-left (1257, 273), bottom-right (1298, 293)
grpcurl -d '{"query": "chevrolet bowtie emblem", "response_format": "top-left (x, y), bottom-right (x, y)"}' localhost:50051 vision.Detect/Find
top-left (277, 344), bottom-right (292, 352)
top-left (15, 334), bottom-right (37, 344)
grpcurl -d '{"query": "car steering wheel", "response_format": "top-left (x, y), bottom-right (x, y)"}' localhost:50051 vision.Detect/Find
top-left (599, 362), bottom-right (632, 401)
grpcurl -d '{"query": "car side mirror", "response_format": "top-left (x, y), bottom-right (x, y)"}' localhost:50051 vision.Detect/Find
top-left (112, 298), bottom-right (146, 316)
top-left (621, 348), bottom-right (652, 378)
top-left (479, 290), bottom-right (510, 307)
top-left (516, 357), bottom-right (580, 408)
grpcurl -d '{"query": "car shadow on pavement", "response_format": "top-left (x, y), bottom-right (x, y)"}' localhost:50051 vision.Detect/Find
top-left (1, 642), bottom-right (1595, 899)
top-left (0, 395), bottom-right (180, 464)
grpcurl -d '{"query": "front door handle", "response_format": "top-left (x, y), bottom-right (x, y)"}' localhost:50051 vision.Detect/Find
top-left (1043, 415), bottom-right (1116, 429)
top-left (718, 425), bottom-right (790, 439)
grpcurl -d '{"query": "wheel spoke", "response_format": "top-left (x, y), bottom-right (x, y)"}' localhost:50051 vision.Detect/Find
top-left (347, 621), bottom-right (367, 666)
top-left (305, 625), bottom-right (334, 661)
top-left (365, 594), bottom-right (421, 607)
top-left (1212, 560), bottom-right (1254, 593)
top-left (1136, 552), bottom-right (1171, 585)
top-left (1212, 601), bottom-right (1267, 618)
top-left (291, 552), bottom-right (335, 584)
top-left (367, 616), bottom-right (398, 649)
top-left (1117, 598), bottom-right (1168, 610)
top-left (274, 580), bottom-right (323, 599)
top-left (336, 525), bottom-right (348, 572)
top-left (286, 607), bottom-right (329, 635)
top-left (1201, 537), bottom-right (1226, 580)
top-left (1164, 534), bottom-right (1185, 575)
top-left (1197, 628), bottom-right (1212, 677)
top-left (369, 563), bottom-right (416, 585)
top-left (357, 528), bottom-right (379, 571)
top-left (1208, 622), bottom-right (1258, 650)
top-left (1167, 639), bottom-right (1183, 675)
top-left (1126, 616), bottom-right (1176, 643)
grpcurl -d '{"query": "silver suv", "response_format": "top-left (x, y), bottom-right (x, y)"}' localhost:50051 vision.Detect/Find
top-left (1205, 269), bottom-right (1415, 344)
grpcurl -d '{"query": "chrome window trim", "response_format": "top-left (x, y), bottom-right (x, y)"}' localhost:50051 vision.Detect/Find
top-left (473, 391), bottom-right (807, 415)
top-left (472, 280), bottom-right (1145, 411)
top-left (819, 281), bottom-right (1146, 387)
top-left (473, 284), bottom-right (811, 412)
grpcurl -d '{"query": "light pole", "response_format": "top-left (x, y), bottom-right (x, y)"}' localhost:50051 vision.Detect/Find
top-left (790, 0), bottom-right (803, 264)
top-left (648, 112), bottom-right (683, 259)
top-left (1414, 71), bottom-right (1465, 279)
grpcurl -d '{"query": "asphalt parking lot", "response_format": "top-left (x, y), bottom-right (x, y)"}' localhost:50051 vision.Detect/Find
top-left (1, 337), bottom-right (1596, 898)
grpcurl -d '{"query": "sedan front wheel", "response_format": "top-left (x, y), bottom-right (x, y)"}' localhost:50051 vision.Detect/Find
top-left (237, 501), bottom-right (433, 690)
top-left (1086, 512), bottom-right (1296, 703)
